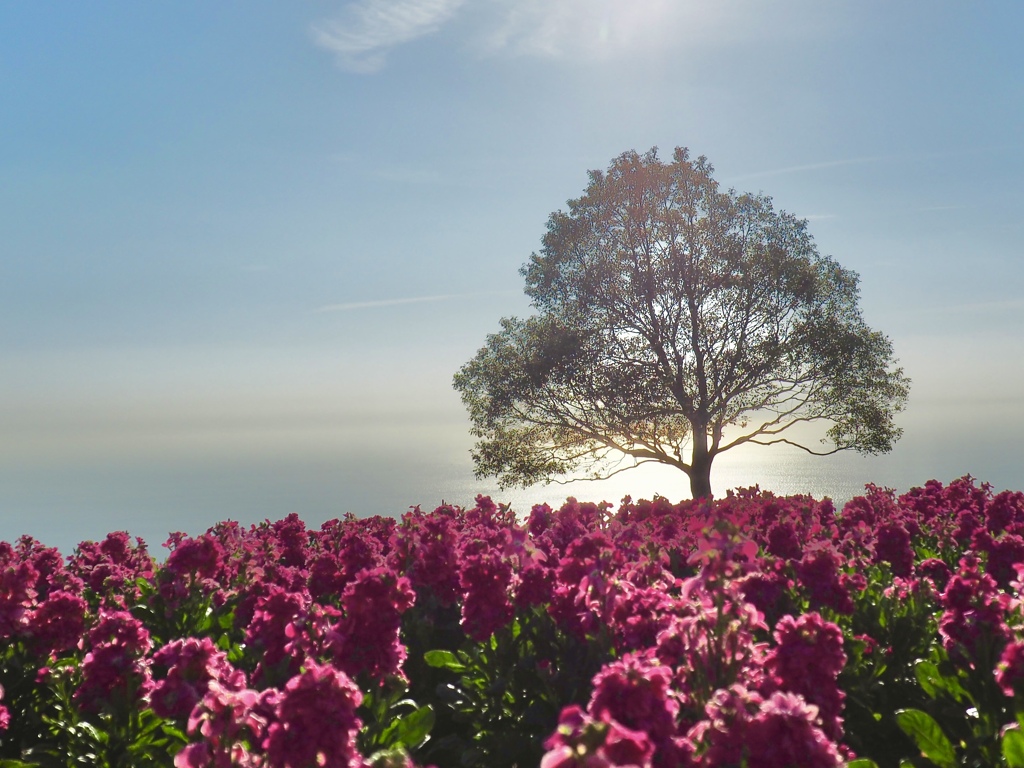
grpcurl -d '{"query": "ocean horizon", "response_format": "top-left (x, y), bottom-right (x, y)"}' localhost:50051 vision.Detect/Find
top-left (0, 418), bottom-right (1015, 558)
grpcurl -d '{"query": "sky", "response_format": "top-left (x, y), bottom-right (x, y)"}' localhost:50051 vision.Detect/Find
top-left (2, 1), bottom-right (1023, 554)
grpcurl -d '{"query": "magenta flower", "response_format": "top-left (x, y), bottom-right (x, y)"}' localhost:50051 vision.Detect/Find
top-left (588, 653), bottom-right (681, 766)
top-left (245, 586), bottom-right (312, 687)
top-left (737, 565), bottom-right (789, 624)
top-left (984, 534), bottom-right (1024, 589)
top-left (939, 555), bottom-right (1009, 667)
top-left (26, 589), bottom-right (87, 657)
top-left (996, 640), bottom-right (1024, 698)
top-left (606, 578), bottom-right (681, 653)
top-left (69, 531), bottom-right (154, 605)
top-left (694, 686), bottom-right (842, 768)
top-left (307, 522), bottom-right (384, 602)
top-left (459, 538), bottom-right (514, 642)
top-left (795, 549), bottom-right (854, 615)
top-left (328, 565), bottom-right (415, 680)
top-left (261, 661), bottom-right (364, 768)
top-left (541, 705), bottom-right (655, 768)
top-left (164, 535), bottom-right (226, 582)
top-left (549, 533), bottom-right (621, 639)
top-left (874, 522), bottom-right (914, 578)
top-left (986, 491), bottom-right (1024, 535)
top-left (388, 507), bottom-right (461, 606)
top-left (152, 637), bottom-right (247, 721)
top-left (766, 521), bottom-right (803, 561)
top-left (176, 681), bottom-right (268, 768)
top-left (0, 560), bottom-right (38, 639)
top-left (919, 558), bottom-right (952, 591)
top-left (763, 612), bottom-right (846, 741)
top-left (75, 610), bottom-right (154, 714)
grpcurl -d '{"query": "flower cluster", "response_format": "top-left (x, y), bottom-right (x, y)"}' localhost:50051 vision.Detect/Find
top-left (4, 476), bottom-right (1024, 768)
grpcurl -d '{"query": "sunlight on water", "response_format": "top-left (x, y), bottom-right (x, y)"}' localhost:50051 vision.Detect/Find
top-left (438, 443), bottom-right (935, 517)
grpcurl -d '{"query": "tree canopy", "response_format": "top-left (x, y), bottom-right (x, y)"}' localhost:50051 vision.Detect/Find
top-left (453, 148), bottom-right (910, 499)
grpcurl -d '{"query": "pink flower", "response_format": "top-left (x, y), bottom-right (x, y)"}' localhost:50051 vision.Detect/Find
top-left (164, 536), bottom-right (225, 581)
top-left (874, 522), bottom-right (914, 578)
top-left (246, 587), bottom-right (311, 687)
top-left (588, 654), bottom-right (680, 767)
top-left (763, 612), bottom-right (846, 741)
top-left (152, 637), bottom-right (247, 721)
top-left (177, 681), bottom-right (268, 768)
top-left (388, 507), bottom-right (461, 606)
top-left (329, 566), bottom-right (415, 680)
top-left (26, 590), bottom-right (87, 656)
top-left (263, 661), bottom-right (364, 768)
top-left (996, 640), bottom-right (1024, 698)
top-left (0, 560), bottom-right (38, 638)
top-left (766, 522), bottom-right (802, 561)
top-left (939, 555), bottom-right (1009, 666)
top-left (795, 549), bottom-right (854, 615)
top-left (694, 686), bottom-right (842, 768)
top-left (69, 532), bottom-right (154, 605)
top-left (542, 705), bottom-right (654, 768)
top-left (75, 610), bottom-right (154, 713)
top-left (740, 692), bottom-right (843, 768)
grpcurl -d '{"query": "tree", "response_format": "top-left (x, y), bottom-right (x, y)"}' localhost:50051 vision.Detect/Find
top-left (453, 148), bottom-right (910, 499)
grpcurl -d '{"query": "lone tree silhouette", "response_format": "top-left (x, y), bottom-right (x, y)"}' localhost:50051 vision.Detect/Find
top-left (454, 148), bottom-right (910, 499)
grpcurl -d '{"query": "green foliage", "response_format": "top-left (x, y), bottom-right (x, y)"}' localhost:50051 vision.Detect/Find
top-left (417, 607), bottom-right (612, 768)
top-left (359, 677), bottom-right (435, 756)
top-left (1003, 728), bottom-right (1024, 768)
top-left (896, 709), bottom-right (957, 768)
top-left (836, 565), bottom-right (942, 764)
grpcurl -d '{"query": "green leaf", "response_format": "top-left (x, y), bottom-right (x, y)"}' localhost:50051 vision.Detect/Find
top-left (390, 705), bottom-right (435, 749)
top-left (915, 661), bottom-right (941, 698)
top-left (0, 760), bottom-right (44, 768)
top-left (423, 650), bottom-right (467, 673)
top-left (1004, 728), bottom-right (1024, 768)
top-left (914, 660), bottom-right (969, 704)
top-left (895, 709), bottom-right (956, 768)
top-left (367, 748), bottom-right (414, 768)
top-left (844, 760), bottom-right (880, 768)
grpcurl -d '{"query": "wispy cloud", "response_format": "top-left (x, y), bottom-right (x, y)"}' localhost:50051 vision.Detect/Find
top-left (916, 204), bottom-right (970, 212)
top-left (313, 0), bottom-right (829, 72)
top-left (476, 0), bottom-right (715, 59)
top-left (894, 298), bottom-right (1024, 318)
top-left (935, 299), bottom-right (1024, 314)
top-left (729, 156), bottom-right (884, 184)
top-left (312, 0), bottom-right (467, 73)
top-left (313, 290), bottom-right (516, 313)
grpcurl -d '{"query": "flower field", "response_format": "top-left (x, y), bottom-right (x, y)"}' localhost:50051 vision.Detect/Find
top-left (2, 477), bottom-right (1024, 767)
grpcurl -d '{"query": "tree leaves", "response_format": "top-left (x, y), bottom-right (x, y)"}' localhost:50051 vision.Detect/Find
top-left (455, 146), bottom-right (910, 495)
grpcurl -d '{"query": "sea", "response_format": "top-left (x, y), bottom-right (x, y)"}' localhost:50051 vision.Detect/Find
top-left (0, 422), bottom-right (1017, 559)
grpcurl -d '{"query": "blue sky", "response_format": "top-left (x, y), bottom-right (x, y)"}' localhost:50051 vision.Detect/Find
top-left (2, 1), bottom-right (1023, 553)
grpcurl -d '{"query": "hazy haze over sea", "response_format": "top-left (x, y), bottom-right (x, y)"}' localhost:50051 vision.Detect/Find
top-left (0, 339), bottom-right (1017, 558)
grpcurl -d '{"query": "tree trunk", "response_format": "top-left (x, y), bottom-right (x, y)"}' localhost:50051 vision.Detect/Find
top-left (689, 430), bottom-right (714, 500)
